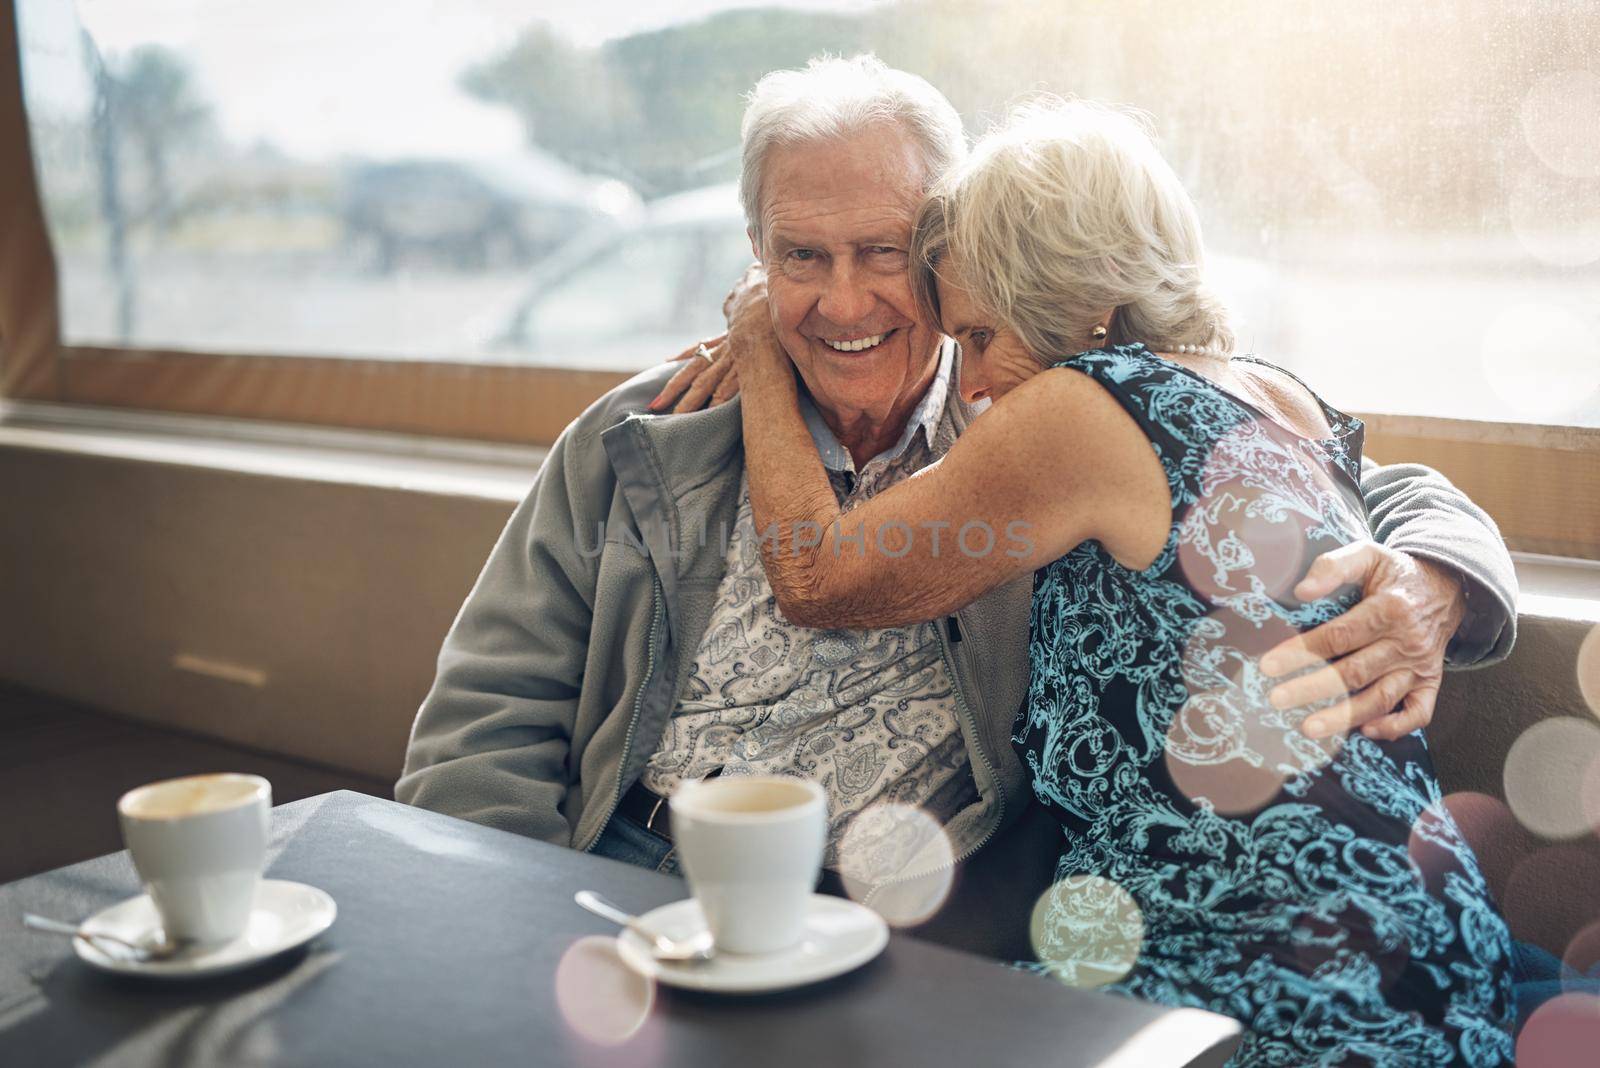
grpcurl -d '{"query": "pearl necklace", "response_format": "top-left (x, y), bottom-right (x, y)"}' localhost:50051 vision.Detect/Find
top-left (1169, 342), bottom-right (1226, 358)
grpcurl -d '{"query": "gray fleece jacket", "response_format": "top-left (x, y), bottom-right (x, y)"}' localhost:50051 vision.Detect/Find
top-left (395, 360), bottom-right (1517, 869)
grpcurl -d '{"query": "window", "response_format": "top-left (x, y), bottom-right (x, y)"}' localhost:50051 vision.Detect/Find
top-left (492, 188), bottom-right (754, 366)
top-left (3, 0), bottom-right (1597, 553)
top-left (12, 0), bottom-right (1592, 418)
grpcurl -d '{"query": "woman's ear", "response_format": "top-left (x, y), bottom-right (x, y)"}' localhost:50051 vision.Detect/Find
top-left (1101, 308), bottom-right (1120, 343)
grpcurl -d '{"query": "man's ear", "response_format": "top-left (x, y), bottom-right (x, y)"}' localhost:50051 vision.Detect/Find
top-left (747, 228), bottom-right (760, 260)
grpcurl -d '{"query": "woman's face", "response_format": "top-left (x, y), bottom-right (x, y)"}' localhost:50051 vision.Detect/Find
top-left (935, 253), bottom-right (1043, 405)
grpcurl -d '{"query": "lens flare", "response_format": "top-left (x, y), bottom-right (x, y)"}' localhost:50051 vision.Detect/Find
top-left (836, 802), bottom-right (955, 928)
top-left (1508, 169), bottom-right (1600, 268)
top-left (1578, 624), bottom-right (1600, 721)
top-left (1521, 70), bottom-right (1600, 178)
top-left (1565, 921), bottom-right (1600, 991)
top-left (1407, 791), bottom-right (1521, 894)
top-left (1503, 717), bottom-right (1600, 839)
top-left (553, 936), bottom-right (656, 1048)
top-left (1408, 792), bottom-right (1480, 888)
top-left (1168, 614), bottom-right (1345, 815)
top-left (1165, 695), bottom-right (1289, 815)
top-left (1505, 846), bottom-right (1600, 964)
top-left (1583, 751), bottom-right (1600, 839)
top-left (1516, 993), bottom-right (1600, 1068)
top-left (1175, 423), bottom-right (1344, 612)
top-left (1479, 304), bottom-right (1600, 424)
top-left (1029, 875), bottom-right (1144, 989)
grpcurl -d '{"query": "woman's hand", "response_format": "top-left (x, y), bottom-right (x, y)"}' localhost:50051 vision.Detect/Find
top-left (648, 333), bottom-right (737, 413)
top-left (721, 266), bottom-right (794, 388)
top-left (648, 265), bottom-right (775, 413)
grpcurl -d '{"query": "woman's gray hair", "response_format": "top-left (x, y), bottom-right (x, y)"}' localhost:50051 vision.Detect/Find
top-left (911, 97), bottom-right (1234, 360)
top-left (740, 54), bottom-right (967, 248)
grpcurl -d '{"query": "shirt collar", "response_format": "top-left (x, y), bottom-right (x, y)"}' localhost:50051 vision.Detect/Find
top-left (798, 339), bottom-right (954, 474)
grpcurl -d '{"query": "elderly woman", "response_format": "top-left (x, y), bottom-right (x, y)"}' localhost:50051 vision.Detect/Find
top-left (712, 100), bottom-right (1514, 1065)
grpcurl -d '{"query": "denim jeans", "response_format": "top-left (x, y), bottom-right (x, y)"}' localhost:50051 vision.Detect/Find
top-left (589, 813), bottom-right (683, 877)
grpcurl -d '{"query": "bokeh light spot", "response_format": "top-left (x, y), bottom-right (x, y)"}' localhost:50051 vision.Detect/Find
top-left (553, 935), bottom-right (655, 1048)
top-left (836, 802), bottom-right (955, 928)
top-left (1521, 70), bottom-right (1600, 178)
top-left (1508, 169), bottom-right (1600, 267)
top-left (1564, 921), bottom-right (1600, 991)
top-left (1029, 875), bottom-right (1144, 989)
top-left (1503, 717), bottom-right (1600, 839)
top-left (1583, 750), bottom-right (1600, 839)
top-left (1479, 304), bottom-right (1600, 424)
top-left (1168, 614), bottom-right (1345, 815)
top-left (1406, 791), bottom-right (1522, 895)
top-left (1175, 425), bottom-right (1341, 611)
top-left (1515, 992), bottom-right (1600, 1068)
top-left (1578, 624), bottom-right (1600, 721)
top-left (1165, 697), bottom-right (1290, 815)
top-left (1505, 846), bottom-right (1600, 962)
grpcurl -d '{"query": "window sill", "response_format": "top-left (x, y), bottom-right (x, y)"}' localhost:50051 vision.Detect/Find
top-left (0, 400), bottom-right (542, 503)
top-left (1512, 552), bottom-right (1600, 625)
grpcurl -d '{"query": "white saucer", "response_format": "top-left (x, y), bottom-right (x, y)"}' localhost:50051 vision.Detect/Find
top-left (615, 894), bottom-right (888, 994)
top-left (73, 879), bottom-right (337, 979)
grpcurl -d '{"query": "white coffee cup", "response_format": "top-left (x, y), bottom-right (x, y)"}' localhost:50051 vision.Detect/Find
top-left (117, 773), bottom-right (272, 945)
top-left (669, 775), bottom-right (826, 956)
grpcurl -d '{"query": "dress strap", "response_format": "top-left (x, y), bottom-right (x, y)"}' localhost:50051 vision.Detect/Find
top-left (1229, 355), bottom-right (1356, 436)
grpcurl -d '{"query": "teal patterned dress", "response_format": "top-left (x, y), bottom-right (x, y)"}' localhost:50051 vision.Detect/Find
top-left (1016, 346), bottom-right (1514, 1065)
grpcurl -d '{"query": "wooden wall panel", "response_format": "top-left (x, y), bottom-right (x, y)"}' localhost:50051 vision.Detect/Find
top-left (1362, 415), bottom-right (1600, 560)
top-left (55, 347), bottom-right (630, 446)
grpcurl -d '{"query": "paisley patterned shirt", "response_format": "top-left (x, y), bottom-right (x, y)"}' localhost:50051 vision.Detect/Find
top-left (640, 343), bottom-right (979, 874)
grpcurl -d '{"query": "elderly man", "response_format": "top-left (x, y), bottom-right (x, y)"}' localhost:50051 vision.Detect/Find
top-left (397, 56), bottom-right (1515, 957)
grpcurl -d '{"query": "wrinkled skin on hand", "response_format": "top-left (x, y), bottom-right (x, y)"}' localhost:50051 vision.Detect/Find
top-left (649, 264), bottom-right (769, 413)
top-left (1262, 541), bottom-right (1468, 741)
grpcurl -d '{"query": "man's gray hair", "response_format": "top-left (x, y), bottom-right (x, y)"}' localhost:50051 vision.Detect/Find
top-left (739, 54), bottom-right (967, 247)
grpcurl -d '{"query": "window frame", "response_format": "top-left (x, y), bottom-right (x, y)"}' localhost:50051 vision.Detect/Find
top-left (3, 1), bottom-right (1596, 558)
top-left (36, 344), bottom-right (631, 445)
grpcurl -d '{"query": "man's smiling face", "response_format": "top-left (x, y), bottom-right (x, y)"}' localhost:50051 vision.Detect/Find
top-left (755, 125), bottom-right (943, 431)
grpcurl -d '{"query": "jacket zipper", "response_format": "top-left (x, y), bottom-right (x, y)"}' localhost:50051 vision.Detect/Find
top-left (862, 612), bottom-right (1005, 905)
top-left (582, 573), bottom-right (665, 853)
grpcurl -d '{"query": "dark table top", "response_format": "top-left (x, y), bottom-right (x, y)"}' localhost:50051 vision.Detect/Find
top-left (0, 791), bottom-right (1241, 1067)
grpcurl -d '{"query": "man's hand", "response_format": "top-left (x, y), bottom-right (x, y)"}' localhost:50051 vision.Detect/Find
top-left (1260, 541), bottom-right (1468, 742)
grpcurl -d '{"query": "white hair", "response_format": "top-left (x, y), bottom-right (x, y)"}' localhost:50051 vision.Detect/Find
top-left (911, 97), bottom-right (1234, 360)
top-left (739, 54), bottom-right (967, 247)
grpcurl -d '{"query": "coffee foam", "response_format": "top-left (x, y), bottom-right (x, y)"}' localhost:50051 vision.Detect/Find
top-left (676, 777), bottom-right (819, 815)
top-left (120, 774), bottom-right (265, 820)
